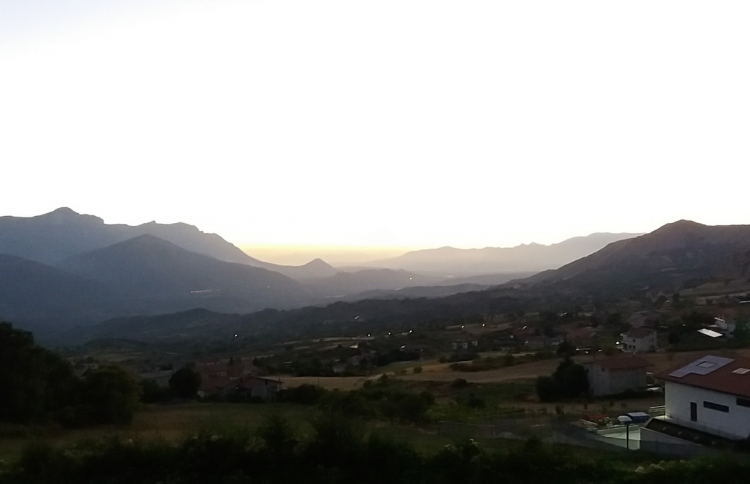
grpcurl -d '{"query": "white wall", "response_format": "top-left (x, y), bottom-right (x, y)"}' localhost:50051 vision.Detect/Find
top-left (584, 363), bottom-right (647, 396)
top-left (609, 368), bottom-right (647, 395)
top-left (665, 381), bottom-right (750, 440)
top-left (622, 333), bottom-right (656, 353)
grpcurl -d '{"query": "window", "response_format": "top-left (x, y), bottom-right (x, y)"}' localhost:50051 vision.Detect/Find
top-left (738, 398), bottom-right (750, 408)
top-left (703, 401), bottom-right (729, 413)
top-left (698, 361), bottom-right (715, 369)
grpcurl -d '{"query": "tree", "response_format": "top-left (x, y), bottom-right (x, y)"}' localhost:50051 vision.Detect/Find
top-left (141, 379), bottom-right (168, 403)
top-left (83, 365), bottom-right (141, 425)
top-left (556, 340), bottom-right (576, 358)
top-left (535, 357), bottom-right (589, 402)
top-left (169, 367), bottom-right (202, 399)
top-left (734, 318), bottom-right (750, 343)
top-left (555, 360), bottom-right (589, 398)
top-left (536, 376), bottom-right (560, 402)
top-left (0, 322), bottom-right (79, 424)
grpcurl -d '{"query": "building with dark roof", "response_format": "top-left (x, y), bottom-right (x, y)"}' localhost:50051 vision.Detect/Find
top-left (582, 356), bottom-right (652, 397)
top-left (620, 327), bottom-right (657, 353)
top-left (653, 354), bottom-right (750, 440)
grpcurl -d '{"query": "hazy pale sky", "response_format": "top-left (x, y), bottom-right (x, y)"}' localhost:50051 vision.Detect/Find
top-left (2, 1), bottom-right (749, 256)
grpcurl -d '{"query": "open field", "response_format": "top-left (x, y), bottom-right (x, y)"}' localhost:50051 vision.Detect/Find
top-left (0, 402), bottom-right (464, 464)
top-left (272, 375), bottom-right (371, 390)
top-left (275, 348), bottom-right (750, 391)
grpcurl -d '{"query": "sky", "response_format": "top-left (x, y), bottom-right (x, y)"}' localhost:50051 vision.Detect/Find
top-left (2, 1), bottom-right (749, 264)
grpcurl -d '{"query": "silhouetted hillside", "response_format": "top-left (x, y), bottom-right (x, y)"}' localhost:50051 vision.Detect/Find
top-left (0, 254), bottom-right (124, 331)
top-left (58, 235), bottom-right (313, 312)
top-left (0, 208), bottom-right (336, 279)
top-left (523, 220), bottom-right (750, 293)
top-left (368, 232), bottom-right (640, 275)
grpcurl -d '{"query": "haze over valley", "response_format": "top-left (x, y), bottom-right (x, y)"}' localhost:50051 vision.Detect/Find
top-left (0, 207), bottom-right (644, 339)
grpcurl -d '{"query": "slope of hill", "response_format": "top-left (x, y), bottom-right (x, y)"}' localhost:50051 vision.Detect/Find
top-left (523, 220), bottom-right (750, 293)
top-left (0, 254), bottom-right (124, 331)
top-left (0, 208), bottom-right (336, 279)
top-left (58, 235), bottom-right (313, 312)
top-left (367, 232), bottom-right (641, 275)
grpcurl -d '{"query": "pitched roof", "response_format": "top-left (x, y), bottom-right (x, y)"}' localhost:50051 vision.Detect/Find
top-left (656, 354), bottom-right (750, 399)
top-left (235, 375), bottom-right (282, 390)
top-left (585, 356), bottom-right (652, 371)
top-left (624, 327), bottom-right (656, 339)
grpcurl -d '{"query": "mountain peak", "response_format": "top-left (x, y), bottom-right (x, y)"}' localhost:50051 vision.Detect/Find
top-left (47, 207), bottom-right (79, 216)
top-left (304, 258), bottom-right (333, 268)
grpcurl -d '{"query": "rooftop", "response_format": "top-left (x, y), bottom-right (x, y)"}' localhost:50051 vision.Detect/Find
top-left (624, 327), bottom-right (656, 339)
top-left (656, 354), bottom-right (750, 399)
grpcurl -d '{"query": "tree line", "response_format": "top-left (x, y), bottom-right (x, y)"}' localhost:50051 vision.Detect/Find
top-left (6, 413), bottom-right (750, 484)
top-left (0, 322), bottom-right (140, 426)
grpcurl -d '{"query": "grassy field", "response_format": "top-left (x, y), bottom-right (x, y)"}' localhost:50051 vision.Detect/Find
top-left (276, 348), bottom-right (750, 390)
top-left (0, 402), bottom-right (461, 464)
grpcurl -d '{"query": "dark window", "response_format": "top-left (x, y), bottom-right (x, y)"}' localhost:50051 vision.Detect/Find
top-left (703, 401), bottom-right (729, 413)
top-left (690, 402), bottom-right (697, 421)
top-left (738, 398), bottom-right (750, 408)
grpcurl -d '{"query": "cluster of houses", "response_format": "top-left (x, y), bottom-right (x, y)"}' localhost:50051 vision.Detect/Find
top-left (197, 357), bottom-right (282, 400)
top-left (136, 357), bottom-right (282, 401)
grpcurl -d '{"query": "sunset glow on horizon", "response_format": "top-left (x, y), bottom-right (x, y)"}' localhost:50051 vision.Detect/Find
top-left (2, 1), bottom-right (749, 259)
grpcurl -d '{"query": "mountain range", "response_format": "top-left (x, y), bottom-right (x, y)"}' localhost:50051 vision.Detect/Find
top-left (365, 232), bottom-right (641, 275)
top-left (523, 220), bottom-right (750, 294)
top-left (0, 207), bottom-right (338, 279)
top-left (3, 208), bottom-right (696, 342)
top-left (71, 219), bottom-right (750, 345)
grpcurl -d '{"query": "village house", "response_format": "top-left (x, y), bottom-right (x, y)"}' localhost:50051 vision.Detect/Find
top-left (198, 357), bottom-right (257, 380)
top-left (620, 327), bottom-right (657, 353)
top-left (582, 356), bottom-right (651, 397)
top-left (451, 339), bottom-right (478, 351)
top-left (200, 374), bottom-right (282, 400)
top-left (197, 357), bottom-right (278, 400)
top-left (651, 355), bottom-right (750, 441)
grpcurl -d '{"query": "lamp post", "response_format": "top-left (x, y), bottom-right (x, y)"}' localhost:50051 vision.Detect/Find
top-left (618, 415), bottom-right (633, 450)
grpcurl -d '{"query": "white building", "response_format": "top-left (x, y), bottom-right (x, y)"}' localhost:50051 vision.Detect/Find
top-left (582, 356), bottom-right (651, 397)
top-left (653, 354), bottom-right (750, 441)
top-left (620, 327), bottom-right (657, 353)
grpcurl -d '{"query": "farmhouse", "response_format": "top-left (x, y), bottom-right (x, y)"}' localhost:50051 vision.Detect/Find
top-left (651, 354), bottom-right (750, 441)
top-left (582, 356), bottom-right (651, 397)
top-left (620, 327), bottom-right (657, 353)
top-left (200, 375), bottom-right (282, 401)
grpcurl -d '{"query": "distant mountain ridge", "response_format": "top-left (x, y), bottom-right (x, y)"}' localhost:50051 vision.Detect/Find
top-left (0, 208), bottom-right (336, 279)
top-left (0, 236), bottom-right (316, 337)
top-left (520, 220), bottom-right (750, 293)
top-left (367, 232), bottom-right (642, 275)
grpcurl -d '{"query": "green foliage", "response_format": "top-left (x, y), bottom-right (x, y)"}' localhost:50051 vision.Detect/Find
top-left (556, 340), bottom-right (577, 357)
top-left (12, 420), bottom-right (750, 484)
top-left (169, 367), bottom-right (202, 399)
top-left (535, 376), bottom-right (560, 403)
top-left (451, 378), bottom-right (469, 389)
top-left (276, 383), bottom-right (328, 405)
top-left (140, 379), bottom-right (168, 404)
top-left (734, 318), bottom-right (750, 343)
top-left (82, 365), bottom-right (141, 425)
top-left (0, 322), bottom-right (79, 424)
top-left (535, 357), bottom-right (589, 401)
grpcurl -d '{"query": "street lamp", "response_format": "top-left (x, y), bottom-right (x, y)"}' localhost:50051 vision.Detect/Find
top-left (618, 415), bottom-right (633, 450)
